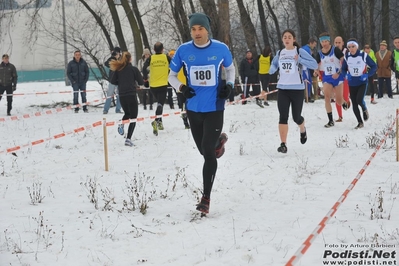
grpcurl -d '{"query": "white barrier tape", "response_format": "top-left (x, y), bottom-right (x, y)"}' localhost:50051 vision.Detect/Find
top-left (285, 110), bottom-right (399, 266)
top-left (3, 89), bottom-right (102, 97)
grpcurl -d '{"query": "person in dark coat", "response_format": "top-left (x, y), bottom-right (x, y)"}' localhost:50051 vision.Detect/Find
top-left (67, 50), bottom-right (90, 113)
top-left (110, 51), bottom-right (144, 147)
top-left (0, 54), bottom-right (18, 116)
top-left (239, 50), bottom-right (261, 105)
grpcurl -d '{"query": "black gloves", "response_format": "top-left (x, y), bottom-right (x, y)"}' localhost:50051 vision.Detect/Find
top-left (12, 85), bottom-right (16, 91)
top-left (180, 85), bottom-right (196, 98)
top-left (219, 83), bottom-right (233, 99)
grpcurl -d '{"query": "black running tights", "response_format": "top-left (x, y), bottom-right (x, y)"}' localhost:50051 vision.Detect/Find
top-left (349, 83), bottom-right (367, 123)
top-left (150, 86), bottom-right (167, 122)
top-left (277, 89), bottom-right (304, 125)
top-left (187, 110), bottom-right (224, 198)
top-left (120, 95), bottom-right (138, 139)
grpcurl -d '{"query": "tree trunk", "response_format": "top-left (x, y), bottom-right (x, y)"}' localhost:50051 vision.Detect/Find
top-left (381, 0), bottom-right (389, 47)
top-left (119, 0), bottom-right (142, 64)
top-left (321, 0), bottom-right (345, 39)
top-left (294, 0), bottom-right (310, 45)
top-left (351, 0), bottom-right (357, 38)
top-left (77, 0), bottom-right (114, 51)
top-left (310, 0), bottom-right (326, 38)
top-left (188, 0), bottom-right (196, 14)
top-left (217, 0), bottom-right (231, 45)
top-left (131, 0), bottom-right (149, 51)
top-left (257, 0), bottom-right (269, 47)
top-left (199, 0), bottom-right (219, 39)
top-left (236, 0), bottom-right (258, 54)
top-left (369, 0), bottom-right (376, 48)
top-left (169, 0), bottom-right (191, 43)
top-left (264, 0), bottom-right (283, 49)
top-left (106, 0), bottom-right (127, 51)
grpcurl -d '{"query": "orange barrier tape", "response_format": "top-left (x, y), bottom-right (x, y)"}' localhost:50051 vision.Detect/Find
top-left (0, 98), bottom-right (108, 122)
top-left (234, 82), bottom-right (278, 87)
top-left (0, 120), bottom-right (104, 155)
top-left (1, 90), bottom-right (277, 153)
top-left (227, 89), bottom-right (278, 105)
top-left (0, 109), bottom-right (188, 154)
top-left (5, 89), bottom-right (100, 97)
top-left (285, 111), bottom-right (399, 266)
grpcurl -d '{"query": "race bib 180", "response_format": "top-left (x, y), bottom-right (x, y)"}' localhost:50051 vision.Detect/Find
top-left (189, 65), bottom-right (216, 86)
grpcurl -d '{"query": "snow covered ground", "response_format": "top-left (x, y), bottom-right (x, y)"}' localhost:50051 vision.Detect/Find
top-left (0, 81), bottom-right (398, 265)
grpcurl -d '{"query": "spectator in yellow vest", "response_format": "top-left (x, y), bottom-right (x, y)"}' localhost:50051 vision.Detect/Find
top-left (258, 46), bottom-right (272, 106)
top-left (390, 36), bottom-right (399, 95)
top-left (142, 42), bottom-right (172, 136)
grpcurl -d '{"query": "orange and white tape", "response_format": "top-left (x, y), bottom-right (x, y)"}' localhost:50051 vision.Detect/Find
top-left (0, 109), bottom-right (187, 154)
top-left (285, 111), bottom-right (399, 266)
top-left (1, 90), bottom-right (279, 153)
top-left (0, 99), bottom-right (106, 122)
top-left (227, 89), bottom-right (278, 105)
top-left (4, 89), bottom-right (100, 97)
top-left (0, 120), bottom-right (103, 155)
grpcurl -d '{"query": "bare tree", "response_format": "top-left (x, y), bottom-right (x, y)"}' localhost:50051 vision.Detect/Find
top-left (169, 0), bottom-right (191, 43)
top-left (217, 0), bottom-right (231, 45)
top-left (119, 0), bottom-right (142, 63)
top-left (236, 0), bottom-right (257, 54)
top-left (257, 0), bottom-right (269, 47)
top-left (264, 0), bottom-right (283, 49)
top-left (294, 0), bottom-right (311, 45)
top-left (363, 0), bottom-right (375, 46)
top-left (321, 0), bottom-right (345, 38)
top-left (77, 0), bottom-right (114, 51)
top-left (381, 0), bottom-right (389, 45)
top-left (106, 0), bottom-right (127, 51)
top-left (199, 0), bottom-right (219, 39)
top-left (130, 0), bottom-right (149, 52)
top-left (310, 0), bottom-right (326, 37)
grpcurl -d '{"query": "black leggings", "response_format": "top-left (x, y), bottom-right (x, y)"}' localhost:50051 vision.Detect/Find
top-left (120, 95), bottom-right (138, 139)
top-left (167, 87), bottom-right (174, 108)
top-left (143, 89), bottom-right (153, 106)
top-left (367, 76), bottom-right (376, 99)
top-left (277, 89), bottom-right (304, 125)
top-left (150, 86), bottom-right (167, 121)
top-left (349, 84), bottom-right (367, 123)
top-left (259, 74), bottom-right (270, 92)
top-left (187, 110), bottom-right (224, 198)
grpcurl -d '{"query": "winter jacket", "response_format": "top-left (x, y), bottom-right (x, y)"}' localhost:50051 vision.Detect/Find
top-left (110, 63), bottom-right (144, 97)
top-left (67, 57), bottom-right (89, 84)
top-left (0, 62), bottom-right (18, 86)
top-left (375, 50), bottom-right (392, 78)
top-left (239, 57), bottom-right (259, 82)
top-left (104, 56), bottom-right (118, 85)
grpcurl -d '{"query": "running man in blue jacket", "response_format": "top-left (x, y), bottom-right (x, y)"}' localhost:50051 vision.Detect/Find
top-left (168, 12), bottom-right (235, 215)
